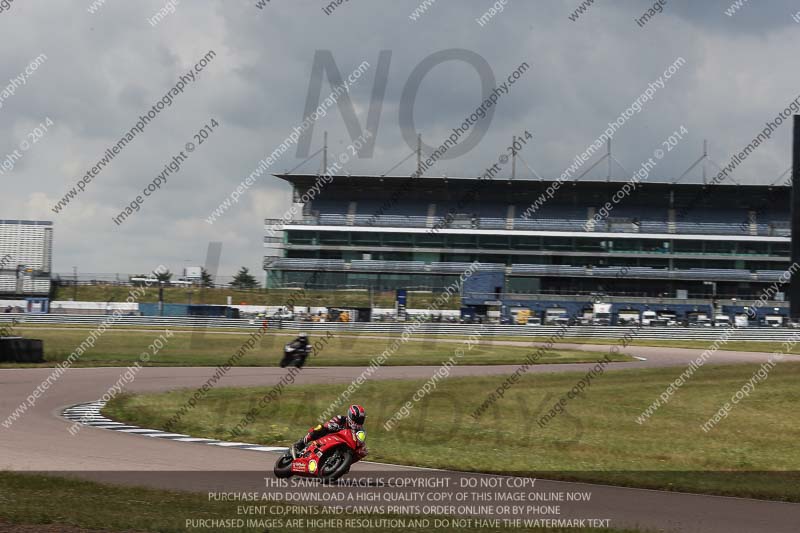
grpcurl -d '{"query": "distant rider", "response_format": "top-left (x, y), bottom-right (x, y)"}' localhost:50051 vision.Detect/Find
top-left (291, 404), bottom-right (366, 458)
top-left (288, 332), bottom-right (310, 353)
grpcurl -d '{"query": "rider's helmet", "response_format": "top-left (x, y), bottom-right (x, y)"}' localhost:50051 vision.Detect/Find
top-left (347, 404), bottom-right (366, 428)
top-left (297, 332), bottom-right (308, 342)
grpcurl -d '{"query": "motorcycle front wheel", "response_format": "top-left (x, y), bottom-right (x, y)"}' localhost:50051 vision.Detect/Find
top-left (318, 447), bottom-right (353, 483)
top-left (273, 453), bottom-right (293, 478)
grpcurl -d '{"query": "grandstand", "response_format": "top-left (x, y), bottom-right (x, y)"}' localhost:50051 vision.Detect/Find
top-left (0, 220), bottom-right (53, 299)
top-left (263, 172), bottom-right (798, 324)
top-left (265, 174), bottom-right (790, 304)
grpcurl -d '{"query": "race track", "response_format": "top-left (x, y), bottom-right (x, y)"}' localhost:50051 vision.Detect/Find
top-left (2, 345), bottom-right (799, 532)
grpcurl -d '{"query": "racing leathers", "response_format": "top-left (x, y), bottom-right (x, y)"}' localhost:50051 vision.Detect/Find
top-left (292, 415), bottom-right (362, 456)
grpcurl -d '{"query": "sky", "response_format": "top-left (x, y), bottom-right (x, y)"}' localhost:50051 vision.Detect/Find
top-left (1, 0), bottom-right (799, 278)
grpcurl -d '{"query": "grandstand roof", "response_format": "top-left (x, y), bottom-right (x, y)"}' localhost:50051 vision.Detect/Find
top-left (274, 173), bottom-right (790, 191)
top-left (274, 174), bottom-right (791, 211)
top-left (0, 220), bottom-right (53, 226)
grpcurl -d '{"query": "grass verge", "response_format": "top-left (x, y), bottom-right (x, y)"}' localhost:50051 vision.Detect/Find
top-left (104, 363), bottom-right (800, 501)
top-left (51, 285), bottom-right (458, 309)
top-left (1, 328), bottom-right (629, 367)
top-left (9, 322), bottom-right (800, 356)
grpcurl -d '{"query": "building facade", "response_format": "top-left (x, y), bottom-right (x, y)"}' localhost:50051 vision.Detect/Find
top-left (0, 220), bottom-right (53, 296)
top-left (265, 174), bottom-right (790, 302)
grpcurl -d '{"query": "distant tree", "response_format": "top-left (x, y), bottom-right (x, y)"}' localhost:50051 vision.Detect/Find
top-left (231, 267), bottom-right (258, 289)
top-left (200, 267), bottom-right (214, 288)
top-left (155, 269), bottom-right (172, 282)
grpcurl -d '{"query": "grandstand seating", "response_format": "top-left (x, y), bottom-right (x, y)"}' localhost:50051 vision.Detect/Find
top-left (508, 264), bottom-right (769, 281)
top-left (430, 261), bottom-right (505, 272)
top-left (271, 258), bottom-right (789, 283)
top-left (350, 214), bottom-right (428, 227)
top-left (354, 200), bottom-right (428, 217)
top-left (269, 175), bottom-right (793, 299)
top-left (271, 259), bottom-right (346, 270)
top-left (293, 199), bottom-right (786, 237)
top-left (351, 260), bottom-right (427, 272)
top-left (754, 269), bottom-right (786, 281)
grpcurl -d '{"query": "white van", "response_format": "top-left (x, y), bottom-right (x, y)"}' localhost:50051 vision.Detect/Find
top-left (713, 315), bottom-right (731, 327)
top-left (641, 311), bottom-right (657, 326)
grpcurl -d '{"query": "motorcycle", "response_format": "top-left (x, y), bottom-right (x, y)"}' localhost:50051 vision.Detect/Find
top-left (280, 343), bottom-right (310, 368)
top-left (273, 427), bottom-right (368, 482)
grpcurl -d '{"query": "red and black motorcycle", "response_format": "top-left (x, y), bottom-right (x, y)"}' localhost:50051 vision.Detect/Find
top-left (273, 427), bottom-right (368, 482)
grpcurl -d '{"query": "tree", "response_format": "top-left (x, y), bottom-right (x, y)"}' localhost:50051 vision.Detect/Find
top-left (231, 267), bottom-right (259, 289)
top-left (200, 267), bottom-right (214, 288)
top-left (155, 269), bottom-right (172, 282)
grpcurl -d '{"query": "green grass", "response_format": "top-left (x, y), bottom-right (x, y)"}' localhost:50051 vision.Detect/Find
top-left (2, 327), bottom-right (629, 367)
top-left (11, 321), bottom-right (800, 356)
top-left (484, 335), bottom-right (800, 355)
top-left (0, 472), bottom-right (641, 532)
top-left (51, 284), bottom-right (460, 309)
top-left (105, 363), bottom-right (800, 501)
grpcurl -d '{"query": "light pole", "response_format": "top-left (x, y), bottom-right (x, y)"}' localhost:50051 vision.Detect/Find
top-left (703, 281), bottom-right (718, 314)
top-left (158, 280), bottom-right (164, 316)
top-left (72, 266), bottom-right (78, 301)
top-left (703, 281), bottom-right (717, 297)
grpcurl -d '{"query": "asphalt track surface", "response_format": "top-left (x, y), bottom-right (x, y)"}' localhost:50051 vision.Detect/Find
top-left (2, 343), bottom-right (800, 532)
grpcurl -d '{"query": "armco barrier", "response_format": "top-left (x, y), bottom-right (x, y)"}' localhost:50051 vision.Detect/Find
top-left (1, 314), bottom-right (799, 342)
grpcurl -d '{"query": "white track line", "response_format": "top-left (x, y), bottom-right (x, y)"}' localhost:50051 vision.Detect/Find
top-left (62, 401), bottom-right (289, 454)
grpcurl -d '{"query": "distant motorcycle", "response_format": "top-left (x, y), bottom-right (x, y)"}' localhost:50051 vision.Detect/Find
top-left (273, 427), bottom-right (368, 482)
top-left (280, 343), bottom-right (310, 368)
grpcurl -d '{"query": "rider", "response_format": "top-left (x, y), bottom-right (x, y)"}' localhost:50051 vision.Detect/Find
top-left (288, 332), bottom-right (310, 352)
top-left (291, 404), bottom-right (366, 458)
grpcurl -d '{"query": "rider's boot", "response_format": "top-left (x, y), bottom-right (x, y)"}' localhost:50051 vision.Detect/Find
top-left (291, 439), bottom-right (305, 459)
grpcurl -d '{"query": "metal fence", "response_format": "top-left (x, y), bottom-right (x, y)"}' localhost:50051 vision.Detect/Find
top-left (3, 314), bottom-right (798, 342)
